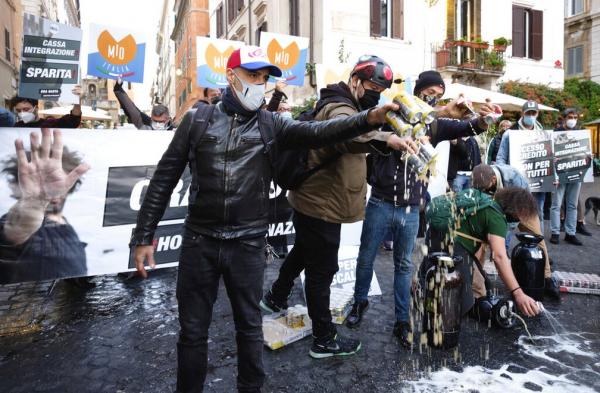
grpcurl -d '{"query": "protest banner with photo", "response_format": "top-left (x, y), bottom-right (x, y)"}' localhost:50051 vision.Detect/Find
top-left (86, 24), bottom-right (146, 83)
top-left (0, 129), bottom-right (293, 285)
top-left (507, 130), bottom-right (555, 192)
top-left (19, 13), bottom-right (82, 104)
top-left (552, 129), bottom-right (593, 184)
top-left (259, 32), bottom-right (309, 86)
top-left (196, 37), bottom-right (244, 88)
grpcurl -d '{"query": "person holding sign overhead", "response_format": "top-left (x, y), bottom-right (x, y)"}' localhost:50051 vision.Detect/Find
top-left (11, 86), bottom-right (83, 129)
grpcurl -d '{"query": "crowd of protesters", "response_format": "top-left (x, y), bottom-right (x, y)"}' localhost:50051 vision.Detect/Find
top-left (1, 44), bottom-right (595, 393)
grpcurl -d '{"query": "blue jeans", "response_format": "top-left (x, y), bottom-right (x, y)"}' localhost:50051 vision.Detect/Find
top-left (550, 182), bottom-right (582, 236)
top-left (354, 197), bottom-right (420, 323)
top-left (533, 192), bottom-right (546, 234)
top-left (452, 173), bottom-right (471, 193)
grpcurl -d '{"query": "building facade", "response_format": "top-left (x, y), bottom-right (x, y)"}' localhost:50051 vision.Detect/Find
top-left (564, 0), bottom-right (600, 83)
top-left (205, 0), bottom-right (564, 101)
top-left (0, 0), bottom-right (22, 108)
top-left (171, 0), bottom-right (211, 121)
top-left (80, 77), bottom-right (134, 128)
top-left (152, 0), bottom-right (177, 118)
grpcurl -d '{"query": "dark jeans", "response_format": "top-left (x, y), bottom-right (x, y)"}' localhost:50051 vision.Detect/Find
top-left (176, 229), bottom-right (266, 393)
top-left (270, 210), bottom-right (341, 338)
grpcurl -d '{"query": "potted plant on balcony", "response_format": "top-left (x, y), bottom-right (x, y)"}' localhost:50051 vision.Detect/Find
top-left (493, 37), bottom-right (511, 52)
top-left (460, 58), bottom-right (478, 69)
top-left (485, 51), bottom-right (506, 71)
top-left (472, 38), bottom-right (490, 50)
top-left (436, 46), bottom-right (451, 68)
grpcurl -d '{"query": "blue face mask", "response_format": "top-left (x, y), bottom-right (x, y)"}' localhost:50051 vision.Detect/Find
top-left (522, 115), bottom-right (537, 127)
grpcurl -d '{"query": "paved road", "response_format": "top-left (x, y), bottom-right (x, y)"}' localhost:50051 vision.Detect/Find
top-left (1, 183), bottom-right (599, 393)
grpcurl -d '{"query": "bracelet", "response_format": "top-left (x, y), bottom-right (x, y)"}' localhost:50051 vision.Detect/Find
top-left (510, 286), bottom-right (521, 295)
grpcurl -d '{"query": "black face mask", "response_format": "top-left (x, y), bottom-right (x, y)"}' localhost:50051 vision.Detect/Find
top-left (359, 89), bottom-right (381, 109)
top-left (420, 94), bottom-right (438, 107)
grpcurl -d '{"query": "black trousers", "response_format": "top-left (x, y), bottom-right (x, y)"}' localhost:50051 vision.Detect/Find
top-left (270, 210), bottom-right (341, 338)
top-left (176, 229), bottom-right (266, 393)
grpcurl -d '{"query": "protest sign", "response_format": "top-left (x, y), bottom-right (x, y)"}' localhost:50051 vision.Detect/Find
top-left (507, 130), bottom-right (555, 192)
top-left (259, 32), bottom-right (309, 86)
top-left (552, 130), bottom-right (593, 184)
top-left (87, 24), bottom-right (146, 83)
top-left (19, 13), bottom-right (82, 104)
top-left (196, 37), bottom-right (244, 88)
top-left (0, 129), bottom-right (293, 284)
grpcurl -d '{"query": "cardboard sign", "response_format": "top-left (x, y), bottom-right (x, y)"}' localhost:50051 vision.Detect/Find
top-left (87, 24), bottom-right (146, 83)
top-left (260, 32), bottom-right (309, 86)
top-left (0, 129), bottom-right (294, 285)
top-left (553, 129), bottom-right (593, 183)
top-left (196, 37), bottom-right (244, 88)
top-left (18, 13), bottom-right (82, 104)
top-left (507, 130), bottom-right (556, 192)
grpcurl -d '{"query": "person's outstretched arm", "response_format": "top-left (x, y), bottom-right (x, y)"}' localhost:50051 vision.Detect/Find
top-left (114, 80), bottom-right (152, 129)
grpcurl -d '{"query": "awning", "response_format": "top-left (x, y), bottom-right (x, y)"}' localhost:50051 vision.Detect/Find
top-left (39, 105), bottom-right (112, 121)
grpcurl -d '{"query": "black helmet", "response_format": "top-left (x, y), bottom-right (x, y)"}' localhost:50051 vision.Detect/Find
top-left (350, 55), bottom-right (393, 89)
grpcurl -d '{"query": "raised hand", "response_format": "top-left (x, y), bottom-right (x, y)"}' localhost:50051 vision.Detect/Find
top-left (15, 129), bottom-right (89, 204)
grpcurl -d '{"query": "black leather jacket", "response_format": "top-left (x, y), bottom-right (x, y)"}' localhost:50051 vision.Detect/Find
top-left (130, 102), bottom-right (376, 245)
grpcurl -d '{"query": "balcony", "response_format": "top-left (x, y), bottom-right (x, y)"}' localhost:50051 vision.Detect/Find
top-left (434, 40), bottom-right (506, 80)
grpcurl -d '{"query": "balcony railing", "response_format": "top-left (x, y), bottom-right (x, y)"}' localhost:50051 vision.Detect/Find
top-left (434, 40), bottom-right (506, 75)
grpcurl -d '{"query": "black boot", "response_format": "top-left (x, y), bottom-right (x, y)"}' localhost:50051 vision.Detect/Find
top-left (393, 321), bottom-right (412, 349)
top-left (565, 234), bottom-right (583, 246)
top-left (345, 300), bottom-right (369, 329)
top-left (549, 234), bottom-right (559, 244)
top-left (576, 222), bottom-right (592, 236)
top-left (544, 277), bottom-right (561, 301)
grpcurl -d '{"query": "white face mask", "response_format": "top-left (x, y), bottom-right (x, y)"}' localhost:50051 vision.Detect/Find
top-left (151, 121), bottom-right (168, 130)
top-left (17, 110), bottom-right (36, 123)
top-left (279, 111), bottom-right (293, 120)
top-left (233, 71), bottom-right (266, 111)
top-left (566, 119), bottom-right (577, 129)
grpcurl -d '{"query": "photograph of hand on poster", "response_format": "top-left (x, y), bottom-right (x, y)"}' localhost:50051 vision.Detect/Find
top-left (552, 129), bottom-right (593, 184)
top-left (196, 37), bottom-right (244, 88)
top-left (0, 128), bottom-right (294, 285)
top-left (259, 32), bottom-right (308, 86)
top-left (86, 24), bottom-right (146, 83)
top-left (507, 129), bottom-right (556, 192)
top-left (18, 13), bottom-right (82, 104)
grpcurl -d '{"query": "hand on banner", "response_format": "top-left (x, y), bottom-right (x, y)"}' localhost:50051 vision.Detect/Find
top-left (367, 102), bottom-right (400, 126)
top-left (386, 134), bottom-right (418, 154)
top-left (134, 245), bottom-right (156, 279)
top-left (15, 129), bottom-right (89, 205)
top-left (275, 80), bottom-right (287, 92)
top-left (71, 85), bottom-right (82, 116)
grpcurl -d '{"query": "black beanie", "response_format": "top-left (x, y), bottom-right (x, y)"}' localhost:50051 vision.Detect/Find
top-left (413, 70), bottom-right (445, 95)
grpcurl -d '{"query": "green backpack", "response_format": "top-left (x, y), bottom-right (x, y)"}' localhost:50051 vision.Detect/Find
top-left (425, 189), bottom-right (503, 239)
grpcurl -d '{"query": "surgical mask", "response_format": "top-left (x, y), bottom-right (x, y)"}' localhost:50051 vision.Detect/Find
top-left (566, 119), bottom-right (577, 129)
top-left (233, 72), bottom-right (266, 111)
top-left (522, 115), bottom-right (537, 127)
top-left (279, 111), bottom-right (293, 120)
top-left (359, 88), bottom-right (381, 109)
top-left (151, 121), bottom-right (169, 130)
top-left (17, 110), bottom-right (36, 124)
top-left (420, 94), bottom-right (439, 107)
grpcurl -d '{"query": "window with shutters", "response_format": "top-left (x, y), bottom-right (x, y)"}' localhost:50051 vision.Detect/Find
top-left (370, 0), bottom-right (404, 40)
top-left (566, 45), bottom-right (583, 76)
top-left (216, 5), bottom-right (224, 37)
top-left (512, 5), bottom-right (543, 60)
top-left (566, 0), bottom-right (584, 17)
top-left (290, 0), bottom-right (300, 36)
top-left (227, 0), bottom-right (235, 23)
top-left (4, 29), bottom-right (10, 61)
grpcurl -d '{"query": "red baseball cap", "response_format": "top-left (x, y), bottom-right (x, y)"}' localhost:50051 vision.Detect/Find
top-left (226, 46), bottom-right (282, 77)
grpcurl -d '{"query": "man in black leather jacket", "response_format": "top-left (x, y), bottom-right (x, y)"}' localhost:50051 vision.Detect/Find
top-left (129, 46), bottom-right (398, 393)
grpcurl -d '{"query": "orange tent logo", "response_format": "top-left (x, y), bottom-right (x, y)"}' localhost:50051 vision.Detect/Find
top-left (206, 44), bottom-right (236, 74)
top-left (267, 40), bottom-right (300, 70)
top-left (98, 30), bottom-right (137, 65)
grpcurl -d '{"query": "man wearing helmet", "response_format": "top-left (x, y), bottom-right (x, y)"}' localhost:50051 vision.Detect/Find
top-left (261, 55), bottom-right (416, 358)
